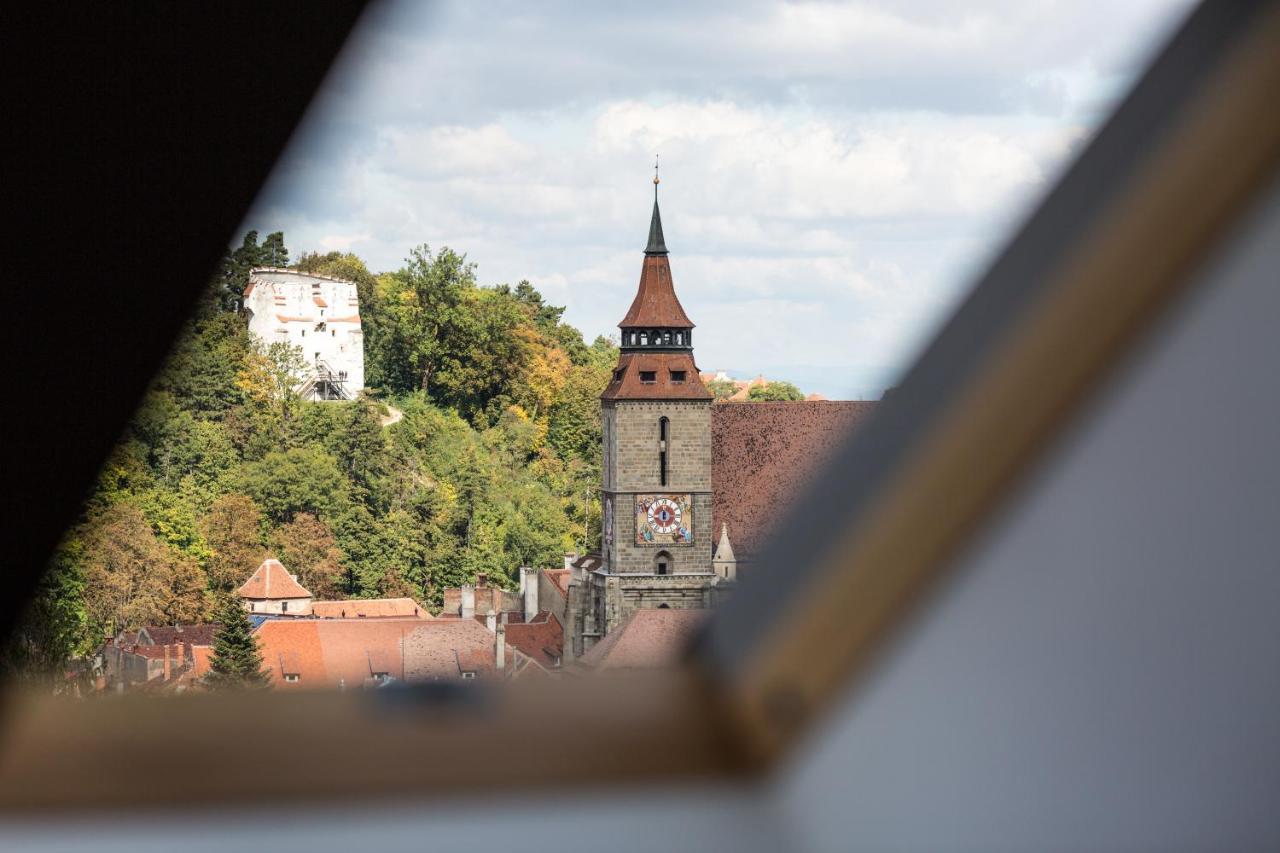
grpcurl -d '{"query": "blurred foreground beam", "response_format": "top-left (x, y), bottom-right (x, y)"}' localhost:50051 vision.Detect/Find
top-left (0, 669), bottom-right (747, 814)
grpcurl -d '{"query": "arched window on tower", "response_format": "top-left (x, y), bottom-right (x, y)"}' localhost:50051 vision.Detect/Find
top-left (663, 330), bottom-right (672, 345)
top-left (639, 332), bottom-right (648, 346)
top-left (654, 550), bottom-right (672, 576)
top-left (675, 331), bottom-right (683, 345)
top-left (659, 416), bottom-right (669, 486)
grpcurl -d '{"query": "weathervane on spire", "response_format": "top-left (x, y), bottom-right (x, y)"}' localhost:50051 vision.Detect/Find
top-left (653, 154), bottom-right (660, 192)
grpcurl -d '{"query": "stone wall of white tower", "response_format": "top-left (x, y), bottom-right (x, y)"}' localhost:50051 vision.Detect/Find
top-left (243, 267), bottom-right (365, 399)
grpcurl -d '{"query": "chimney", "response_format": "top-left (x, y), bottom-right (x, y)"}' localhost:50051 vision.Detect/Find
top-left (476, 572), bottom-right (488, 588)
top-left (485, 609), bottom-right (496, 633)
top-left (162, 644), bottom-right (172, 681)
top-left (521, 567), bottom-right (538, 621)
top-left (564, 552), bottom-right (576, 570)
top-left (496, 624), bottom-right (506, 672)
top-left (461, 584), bottom-right (475, 620)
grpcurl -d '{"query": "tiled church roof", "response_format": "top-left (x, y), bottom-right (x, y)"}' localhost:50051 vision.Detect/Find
top-left (579, 609), bottom-right (705, 671)
top-left (619, 254), bottom-right (694, 329)
top-left (711, 401), bottom-right (877, 560)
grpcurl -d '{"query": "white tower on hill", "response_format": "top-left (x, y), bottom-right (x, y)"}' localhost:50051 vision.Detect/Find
top-left (242, 267), bottom-right (365, 400)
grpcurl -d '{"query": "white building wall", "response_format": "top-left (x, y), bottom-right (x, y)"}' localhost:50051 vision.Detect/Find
top-left (244, 597), bottom-right (313, 616)
top-left (243, 268), bottom-right (365, 398)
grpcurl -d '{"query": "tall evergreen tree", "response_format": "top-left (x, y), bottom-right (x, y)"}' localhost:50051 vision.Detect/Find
top-left (204, 597), bottom-right (269, 689)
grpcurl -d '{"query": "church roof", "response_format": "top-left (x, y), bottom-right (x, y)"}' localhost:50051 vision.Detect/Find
top-left (600, 352), bottom-right (712, 401)
top-left (618, 254), bottom-right (695, 329)
top-left (237, 558), bottom-right (313, 601)
top-left (712, 401), bottom-right (878, 560)
top-left (578, 609), bottom-right (706, 671)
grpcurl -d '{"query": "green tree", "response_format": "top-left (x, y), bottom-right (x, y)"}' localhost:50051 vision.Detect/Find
top-left (214, 230), bottom-right (289, 310)
top-left (81, 504), bottom-right (182, 634)
top-left (376, 245), bottom-right (475, 396)
top-left (294, 251), bottom-right (379, 308)
top-left (201, 494), bottom-right (266, 593)
top-left (0, 539), bottom-right (90, 684)
top-left (204, 597), bottom-right (269, 689)
top-left (706, 378), bottom-right (737, 401)
top-left (270, 512), bottom-right (344, 599)
top-left (239, 446), bottom-right (348, 523)
top-left (748, 380), bottom-right (804, 401)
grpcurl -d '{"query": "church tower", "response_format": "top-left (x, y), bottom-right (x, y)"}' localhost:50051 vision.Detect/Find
top-left (569, 168), bottom-right (719, 656)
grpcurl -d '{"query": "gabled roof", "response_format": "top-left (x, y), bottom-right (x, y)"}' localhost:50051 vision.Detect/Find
top-left (503, 612), bottom-right (564, 668)
top-left (618, 255), bottom-right (694, 329)
top-left (237, 558), bottom-right (313, 601)
top-left (712, 401), bottom-right (877, 560)
top-left (579, 609), bottom-right (706, 671)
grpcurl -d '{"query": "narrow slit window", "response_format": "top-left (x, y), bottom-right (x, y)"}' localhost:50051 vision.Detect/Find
top-left (659, 416), bottom-right (669, 486)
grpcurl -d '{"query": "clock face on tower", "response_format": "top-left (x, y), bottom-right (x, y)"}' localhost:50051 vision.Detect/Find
top-left (648, 497), bottom-right (681, 533)
top-left (635, 494), bottom-right (693, 545)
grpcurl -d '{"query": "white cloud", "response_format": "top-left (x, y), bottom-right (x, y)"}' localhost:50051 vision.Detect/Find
top-left (247, 0), bottom-right (1195, 397)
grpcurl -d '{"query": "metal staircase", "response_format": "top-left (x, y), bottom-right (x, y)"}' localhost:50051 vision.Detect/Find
top-left (296, 357), bottom-right (352, 401)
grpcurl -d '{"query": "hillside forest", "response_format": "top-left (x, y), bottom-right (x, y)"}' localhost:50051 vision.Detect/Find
top-left (5, 232), bottom-right (803, 678)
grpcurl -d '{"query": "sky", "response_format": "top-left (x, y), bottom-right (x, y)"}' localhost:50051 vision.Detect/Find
top-left (247, 0), bottom-right (1195, 400)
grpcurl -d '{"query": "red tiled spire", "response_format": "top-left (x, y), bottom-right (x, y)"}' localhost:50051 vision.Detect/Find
top-left (618, 255), bottom-right (695, 329)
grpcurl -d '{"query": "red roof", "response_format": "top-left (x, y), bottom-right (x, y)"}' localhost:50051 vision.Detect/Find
top-left (543, 568), bottom-right (571, 598)
top-left (600, 352), bottom-right (712, 401)
top-left (619, 255), bottom-right (694, 329)
top-left (254, 617), bottom-right (515, 688)
top-left (579, 609), bottom-right (706, 670)
top-left (503, 611), bottom-right (564, 667)
top-left (255, 619), bottom-right (415, 688)
top-left (711, 401), bottom-right (877, 560)
top-left (139, 624), bottom-right (220, 647)
top-left (237, 559), bottom-right (313, 600)
top-left (310, 599), bottom-right (429, 619)
top-left (403, 620), bottom-right (511, 680)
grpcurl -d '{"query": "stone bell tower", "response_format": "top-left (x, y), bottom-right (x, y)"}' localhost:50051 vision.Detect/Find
top-left (569, 167), bottom-right (718, 656)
